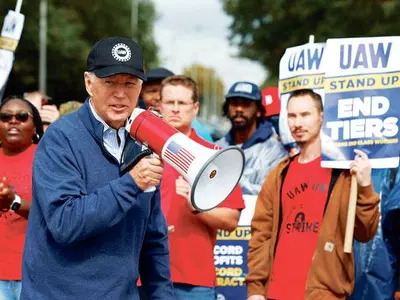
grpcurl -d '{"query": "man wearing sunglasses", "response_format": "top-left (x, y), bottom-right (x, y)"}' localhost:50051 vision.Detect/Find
top-left (21, 37), bottom-right (174, 300)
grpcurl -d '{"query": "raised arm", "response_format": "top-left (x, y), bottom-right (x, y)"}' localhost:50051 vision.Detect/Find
top-left (350, 149), bottom-right (380, 242)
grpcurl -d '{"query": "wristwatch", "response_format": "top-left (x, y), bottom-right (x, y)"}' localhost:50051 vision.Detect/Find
top-left (10, 194), bottom-right (22, 212)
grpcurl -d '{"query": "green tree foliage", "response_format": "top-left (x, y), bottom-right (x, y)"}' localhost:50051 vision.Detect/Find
top-left (0, 0), bottom-right (159, 103)
top-left (183, 64), bottom-right (224, 101)
top-left (183, 63), bottom-right (225, 117)
top-left (222, 0), bottom-right (400, 84)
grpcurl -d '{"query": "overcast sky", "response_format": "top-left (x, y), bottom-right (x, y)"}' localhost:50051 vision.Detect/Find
top-left (152, 0), bottom-right (266, 91)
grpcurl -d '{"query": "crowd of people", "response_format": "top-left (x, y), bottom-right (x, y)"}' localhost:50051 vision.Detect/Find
top-left (0, 35), bottom-right (398, 300)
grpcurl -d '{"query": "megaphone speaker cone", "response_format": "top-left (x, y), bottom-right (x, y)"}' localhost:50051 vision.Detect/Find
top-left (126, 108), bottom-right (245, 212)
top-left (191, 146), bottom-right (245, 211)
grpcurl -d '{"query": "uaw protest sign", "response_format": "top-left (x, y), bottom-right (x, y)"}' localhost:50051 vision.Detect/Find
top-left (215, 195), bottom-right (255, 300)
top-left (279, 42), bottom-right (325, 149)
top-left (321, 37), bottom-right (400, 169)
top-left (0, 9), bottom-right (25, 96)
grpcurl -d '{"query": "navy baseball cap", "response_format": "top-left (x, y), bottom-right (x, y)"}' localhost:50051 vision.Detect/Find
top-left (225, 81), bottom-right (262, 102)
top-left (146, 67), bottom-right (174, 82)
top-left (87, 36), bottom-right (147, 81)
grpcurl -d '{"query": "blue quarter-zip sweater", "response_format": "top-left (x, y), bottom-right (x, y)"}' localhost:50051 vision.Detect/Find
top-left (21, 101), bottom-right (174, 300)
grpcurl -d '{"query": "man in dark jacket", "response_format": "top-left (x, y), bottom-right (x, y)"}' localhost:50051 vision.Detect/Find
top-left (21, 37), bottom-right (174, 300)
top-left (216, 81), bottom-right (287, 195)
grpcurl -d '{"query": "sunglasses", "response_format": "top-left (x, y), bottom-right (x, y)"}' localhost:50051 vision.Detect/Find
top-left (0, 111), bottom-right (33, 123)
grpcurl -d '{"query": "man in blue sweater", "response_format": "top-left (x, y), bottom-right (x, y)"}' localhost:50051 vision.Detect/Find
top-left (21, 37), bottom-right (174, 299)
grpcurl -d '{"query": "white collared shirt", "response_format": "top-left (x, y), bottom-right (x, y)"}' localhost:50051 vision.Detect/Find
top-left (89, 100), bottom-right (126, 163)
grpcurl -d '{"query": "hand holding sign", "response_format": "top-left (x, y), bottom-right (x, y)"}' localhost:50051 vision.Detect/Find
top-left (0, 2), bottom-right (25, 99)
top-left (322, 37), bottom-right (400, 169)
top-left (344, 149), bottom-right (372, 253)
top-left (350, 150), bottom-right (372, 187)
top-left (322, 36), bottom-right (399, 253)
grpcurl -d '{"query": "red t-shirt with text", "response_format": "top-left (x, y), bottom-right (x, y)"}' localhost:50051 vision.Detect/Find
top-left (161, 130), bottom-right (245, 287)
top-left (267, 156), bottom-right (331, 300)
top-left (0, 145), bottom-right (36, 280)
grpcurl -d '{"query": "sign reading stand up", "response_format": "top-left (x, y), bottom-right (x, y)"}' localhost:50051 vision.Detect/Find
top-left (321, 37), bottom-right (400, 169)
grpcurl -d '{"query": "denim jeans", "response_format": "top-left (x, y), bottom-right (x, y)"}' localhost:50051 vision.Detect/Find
top-left (173, 283), bottom-right (216, 300)
top-left (0, 280), bottom-right (21, 300)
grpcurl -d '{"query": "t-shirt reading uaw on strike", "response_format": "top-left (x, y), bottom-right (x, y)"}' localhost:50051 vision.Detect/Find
top-left (267, 156), bottom-right (332, 300)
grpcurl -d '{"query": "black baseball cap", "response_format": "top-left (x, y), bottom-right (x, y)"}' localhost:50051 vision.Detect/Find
top-left (146, 67), bottom-right (174, 82)
top-left (87, 36), bottom-right (147, 81)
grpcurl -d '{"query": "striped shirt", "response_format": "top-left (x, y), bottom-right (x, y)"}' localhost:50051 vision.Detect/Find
top-left (89, 100), bottom-right (126, 163)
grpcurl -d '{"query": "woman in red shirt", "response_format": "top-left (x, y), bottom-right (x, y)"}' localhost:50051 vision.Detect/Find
top-left (0, 95), bottom-right (43, 299)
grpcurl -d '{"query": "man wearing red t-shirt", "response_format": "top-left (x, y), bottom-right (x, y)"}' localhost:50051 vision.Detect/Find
top-left (156, 75), bottom-right (245, 300)
top-left (246, 89), bottom-right (380, 300)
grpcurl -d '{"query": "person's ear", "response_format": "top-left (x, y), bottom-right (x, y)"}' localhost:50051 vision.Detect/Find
top-left (32, 127), bottom-right (39, 143)
top-left (193, 101), bottom-right (200, 116)
top-left (84, 72), bottom-right (94, 97)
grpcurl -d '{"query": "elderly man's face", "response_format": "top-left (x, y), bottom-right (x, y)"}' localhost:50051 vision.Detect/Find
top-left (84, 72), bottom-right (142, 129)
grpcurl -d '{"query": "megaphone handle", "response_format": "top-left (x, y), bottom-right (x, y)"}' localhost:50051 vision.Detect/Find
top-left (144, 186), bottom-right (156, 192)
top-left (120, 148), bottom-right (153, 175)
top-left (143, 153), bottom-right (161, 193)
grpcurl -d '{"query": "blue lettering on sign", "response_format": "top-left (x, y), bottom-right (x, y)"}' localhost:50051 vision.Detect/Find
top-left (4, 17), bottom-right (17, 33)
top-left (340, 42), bottom-right (392, 69)
top-left (288, 48), bottom-right (324, 72)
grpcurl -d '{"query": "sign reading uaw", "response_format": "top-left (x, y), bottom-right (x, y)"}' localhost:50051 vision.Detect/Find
top-left (278, 42), bottom-right (325, 148)
top-left (321, 37), bottom-right (400, 168)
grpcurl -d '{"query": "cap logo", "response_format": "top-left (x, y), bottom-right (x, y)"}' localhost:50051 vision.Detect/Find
top-left (265, 95), bottom-right (273, 105)
top-left (112, 43), bottom-right (131, 62)
top-left (234, 83), bottom-right (253, 94)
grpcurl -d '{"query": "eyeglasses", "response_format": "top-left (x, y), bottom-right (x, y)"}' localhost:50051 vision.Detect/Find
top-left (160, 100), bottom-right (195, 108)
top-left (0, 111), bottom-right (33, 123)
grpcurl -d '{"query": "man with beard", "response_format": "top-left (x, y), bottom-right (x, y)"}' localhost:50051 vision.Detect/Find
top-left (246, 89), bottom-right (380, 300)
top-left (216, 81), bottom-right (287, 196)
